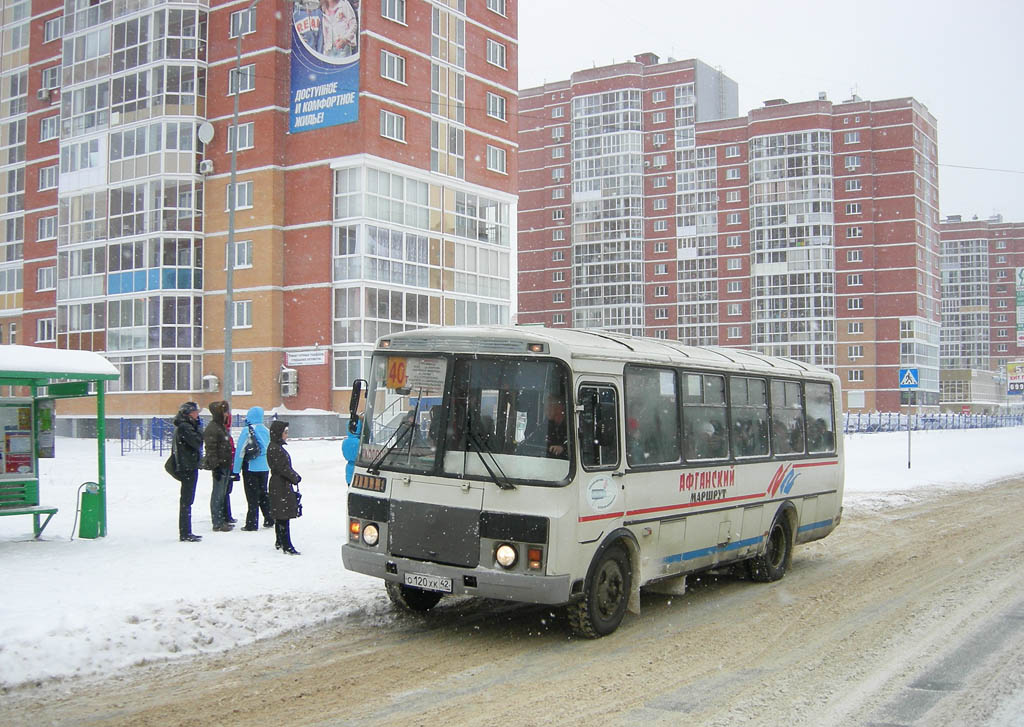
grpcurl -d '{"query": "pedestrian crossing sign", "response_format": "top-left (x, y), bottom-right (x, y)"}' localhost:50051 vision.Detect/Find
top-left (898, 368), bottom-right (919, 389)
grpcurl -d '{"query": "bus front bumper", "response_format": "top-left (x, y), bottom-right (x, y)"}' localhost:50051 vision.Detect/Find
top-left (342, 544), bottom-right (574, 606)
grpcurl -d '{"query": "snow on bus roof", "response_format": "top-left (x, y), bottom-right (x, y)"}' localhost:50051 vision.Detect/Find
top-left (0, 344), bottom-right (119, 380)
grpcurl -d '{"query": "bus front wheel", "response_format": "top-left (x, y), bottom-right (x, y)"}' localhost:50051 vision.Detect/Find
top-left (747, 515), bottom-right (793, 582)
top-left (385, 581), bottom-right (443, 612)
top-left (568, 545), bottom-right (632, 638)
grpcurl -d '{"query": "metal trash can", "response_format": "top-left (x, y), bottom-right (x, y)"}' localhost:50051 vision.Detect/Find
top-left (79, 482), bottom-right (102, 539)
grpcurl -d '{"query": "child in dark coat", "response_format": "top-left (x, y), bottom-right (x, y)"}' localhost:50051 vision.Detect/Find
top-left (267, 420), bottom-right (301, 554)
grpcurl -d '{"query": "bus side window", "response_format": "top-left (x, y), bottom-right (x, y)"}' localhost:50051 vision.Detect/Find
top-left (805, 382), bottom-right (836, 453)
top-left (770, 380), bottom-right (805, 455)
top-left (578, 385), bottom-right (619, 469)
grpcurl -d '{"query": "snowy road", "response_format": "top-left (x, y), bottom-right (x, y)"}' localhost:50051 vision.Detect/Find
top-left (4, 476), bottom-right (1024, 726)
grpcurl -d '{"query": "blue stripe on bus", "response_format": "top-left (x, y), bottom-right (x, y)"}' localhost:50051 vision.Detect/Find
top-left (662, 535), bottom-right (765, 564)
top-left (797, 519), bottom-right (833, 534)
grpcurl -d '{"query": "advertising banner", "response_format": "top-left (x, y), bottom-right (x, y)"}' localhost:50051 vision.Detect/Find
top-left (290, 0), bottom-right (360, 133)
top-left (1008, 361), bottom-right (1024, 395)
top-left (1016, 267), bottom-right (1024, 346)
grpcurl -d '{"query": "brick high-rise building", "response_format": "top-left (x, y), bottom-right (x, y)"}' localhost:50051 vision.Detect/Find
top-left (3, 0), bottom-right (518, 432)
top-left (517, 54), bottom-right (940, 413)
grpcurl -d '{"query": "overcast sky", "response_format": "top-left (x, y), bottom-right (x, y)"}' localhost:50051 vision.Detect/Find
top-left (517, 0), bottom-right (1024, 223)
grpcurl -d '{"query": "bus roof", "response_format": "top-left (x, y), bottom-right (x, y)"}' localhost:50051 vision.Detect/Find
top-left (376, 326), bottom-right (837, 380)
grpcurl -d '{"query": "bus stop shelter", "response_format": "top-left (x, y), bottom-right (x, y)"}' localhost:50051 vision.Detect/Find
top-left (0, 345), bottom-right (119, 538)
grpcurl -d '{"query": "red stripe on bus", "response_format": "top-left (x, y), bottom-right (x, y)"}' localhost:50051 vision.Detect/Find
top-left (625, 492), bottom-right (765, 517)
top-left (793, 460), bottom-right (839, 468)
top-left (578, 511), bottom-right (625, 523)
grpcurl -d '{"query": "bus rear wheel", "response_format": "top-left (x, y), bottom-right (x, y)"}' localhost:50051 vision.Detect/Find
top-left (747, 515), bottom-right (793, 582)
top-left (385, 581), bottom-right (443, 612)
top-left (568, 545), bottom-right (631, 638)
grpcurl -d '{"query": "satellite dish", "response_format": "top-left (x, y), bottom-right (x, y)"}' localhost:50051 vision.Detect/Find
top-left (197, 122), bottom-right (215, 145)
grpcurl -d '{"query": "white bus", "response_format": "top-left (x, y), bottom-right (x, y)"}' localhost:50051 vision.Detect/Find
top-left (342, 326), bottom-right (843, 637)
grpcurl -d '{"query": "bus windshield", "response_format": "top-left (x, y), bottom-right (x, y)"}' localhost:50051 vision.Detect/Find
top-left (358, 354), bottom-right (448, 473)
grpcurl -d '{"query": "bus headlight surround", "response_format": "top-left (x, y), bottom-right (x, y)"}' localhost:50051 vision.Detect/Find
top-left (495, 543), bottom-right (518, 568)
top-left (362, 522), bottom-right (380, 547)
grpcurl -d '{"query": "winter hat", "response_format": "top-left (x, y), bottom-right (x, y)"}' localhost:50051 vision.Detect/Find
top-left (178, 401), bottom-right (199, 416)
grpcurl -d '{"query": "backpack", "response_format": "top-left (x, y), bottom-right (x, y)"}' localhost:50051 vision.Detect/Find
top-left (242, 424), bottom-right (262, 463)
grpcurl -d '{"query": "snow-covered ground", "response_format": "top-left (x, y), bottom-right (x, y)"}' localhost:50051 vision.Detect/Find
top-left (1, 428), bottom-right (1021, 688)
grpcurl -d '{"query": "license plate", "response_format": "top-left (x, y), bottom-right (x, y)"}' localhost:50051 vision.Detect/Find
top-left (404, 572), bottom-right (452, 593)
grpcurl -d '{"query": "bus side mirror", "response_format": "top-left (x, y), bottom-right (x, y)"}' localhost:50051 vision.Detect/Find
top-left (596, 401), bottom-right (618, 447)
top-left (348, 379), bottom-right (366, 434)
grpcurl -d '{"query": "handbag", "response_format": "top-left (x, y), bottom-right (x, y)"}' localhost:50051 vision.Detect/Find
top-left (242, 424), bottom-right (261, 463)
top-left (164, 438), bottom-right (179, 480)
top-left (294, 487), bottom-right (303, 518)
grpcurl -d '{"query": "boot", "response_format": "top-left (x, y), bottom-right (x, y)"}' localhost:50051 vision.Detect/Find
top-left (180, 533), bottom-right (202, 542)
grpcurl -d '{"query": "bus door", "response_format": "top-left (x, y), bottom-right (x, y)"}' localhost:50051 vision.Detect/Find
top-left (575, 382), bottom-right (622, 545)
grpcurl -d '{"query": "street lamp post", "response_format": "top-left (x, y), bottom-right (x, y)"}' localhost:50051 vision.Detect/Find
top-left (224, 0), bottom-right (261, 398)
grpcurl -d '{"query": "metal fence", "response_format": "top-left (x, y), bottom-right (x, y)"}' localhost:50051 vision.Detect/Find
top-left (843, 412), bottom-right (1024, 434)
top-left (119, 413), bottom-right (248, 455)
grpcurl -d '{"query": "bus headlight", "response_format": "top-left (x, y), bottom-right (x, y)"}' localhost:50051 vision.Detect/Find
top-left (495, 543), bottom-right (518, 568)
top-left (362, 523), bottom-right (380, 547)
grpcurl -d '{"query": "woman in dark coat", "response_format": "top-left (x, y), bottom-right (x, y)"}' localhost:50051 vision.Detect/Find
top-left (267, 419), bottom-right (301, 554)
top-left (172, 401), bottom-right (203, 542)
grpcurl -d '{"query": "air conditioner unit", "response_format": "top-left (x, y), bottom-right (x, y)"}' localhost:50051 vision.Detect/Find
top-left (202, 374), bottom-right (219, 392)
top-left (198, 159), bottom-right (214, 175)
top-left (36, 88), bottom-right (50, 101)
top-left (280, 366), bottom-right (298, 398)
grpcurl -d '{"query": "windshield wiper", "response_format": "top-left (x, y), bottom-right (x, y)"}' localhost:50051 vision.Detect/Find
top-left (466, 422), bottom-right (515, 491)
top-left (366, 417), bottom-right (415, 475)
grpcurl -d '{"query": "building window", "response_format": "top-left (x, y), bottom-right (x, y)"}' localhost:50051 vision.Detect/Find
top-left (846, 202), bottom-right (862, 215)
top-left (725, 145), bottom-right (740, 158)
top-left (552, 188), bottom-right (565, 199)
top-left (380, 109), bottom-right (406, 142)
top-left (553, 271), bottom-right (565, 282)
top-left (552, 313), bottom-right (565, 325)
top-left (551, 147), bottom-right (565, 159)
top-left (486, 39), bottom-right (506, 68)
top-left (382, 0), bottom-right (406, 23)
top-left (229, 7), bottom-right (256, 37)
top-left (486, 145), bottom-right (507, 174)
top-left (848, 370), bottom-right (864, 382)
top-left (228, 240), bottom-right (253, 269)
top-left (847, 273), bottom-right (863, 286)
top-left (655, 307), bottom-right (668, 320)
top-left (653, 133), bottom-right (666, 146)
top-left (233, 360), bottom-right (252, 395)
top-left (37, 215), bottom-right (57, 241)
top-left (552, 106), bottom-right (564, 118)
top-left (227, 181), bottom-right (254, 210)
top-left (552, 167), bottom-right (565, 181)
top-left (848, 321), bottom-right (863, 335)
top-left (486, 0), bottom-right (506, 15)
top-left (553, 292), bottom-right (565, 303)
top-left (380, 50), bottom-right (406, 83)
top-left (727, 258), bottom-right (742, 270)
top-left (486, 92), bottom-right (507, 121)
top-left (552, 229), bottom-right (565, 241)
top-left (846, 179), bottom-right (862, 192)
top-left (229, 64), bottom-right (256, 94)
top-left (845, 155), bottom-right (861, 170)
top-left (552, 209), bottom-right (564, 221)
top-left (653, 111), bottom-right (666, 124)
top-left (726, 190), bottom-right (741, 203)
top-left (848, 298), bottom-right (863, 311)
top-left (653, 154), bottom-right (667, 167)
top-left (997, 314), bottom-right (1008, 323)
top-left (847, 226), bottom-right (863, 239)
top-left (847, 249), bottom-right (862, 263)
top-left (848, 345), bottom-right (863, 359)
top-left (996, 255), bottom-right (1007, 264)
top-left (727, 326), bottom-right (741, 339)
top-left (44, 17), bottom-right (62, 43)
top-left (227, 122), bottom-right (255, 152)
top-left (40, 116), bottom-right (59, 142)
top-left (654, 177), bottom-right (668, 188)
top-left (654, 241), bottom-right (669, 253)
top-left (998, 300), bottom-right (1008, 309)
top-left (36, 318), bottom-right (56, 343)
top-left (727, 303), bottom-right (741, 316)
top-left (726, 235), bottom-right (741, 248)
top-left (41, 66), bottom-right (60, 90)
top-left (844, 131), bottom-right (860, 144)
top-left (38, 165), bottom-right (58, 191)
top-left (233, 300), bottom-right (252, 329)
top-left (37, 266), bottom-right (55, 291)
top-left (725, 168), bottom-right (741, 180)
top-left (652, 90), bottom-right (666, 103)
top-left (553, 250), bottom-right (564, 261)
top-left (655, 285), bottom-right (667, 297)
top-left (726, 212), bottom-right (741, 225)
top-left (996, 240), bottom-right (1008, 250)
top-left (653, 198), bottom-right (668, 210)
top-left (998, 329), bottom-right (1008, 338)
top-left (654, 220), bottom-right (668, 232)
top-left (727, 280), bottom-right (742, 293)
top-left (654, 263), bottom-right (668, 275)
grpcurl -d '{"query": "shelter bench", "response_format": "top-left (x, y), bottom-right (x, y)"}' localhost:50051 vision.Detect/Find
top-left (0, 480), bottom-right (58, 539)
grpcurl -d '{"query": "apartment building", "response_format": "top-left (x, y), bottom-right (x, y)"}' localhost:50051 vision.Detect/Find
top-left (518, 53), bottom-right (940, 413)
top-left (2, 0), bottom-right (518, 430)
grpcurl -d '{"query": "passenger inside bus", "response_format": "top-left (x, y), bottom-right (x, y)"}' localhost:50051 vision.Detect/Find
top-left (520, 395), bottom-right (568, 458)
